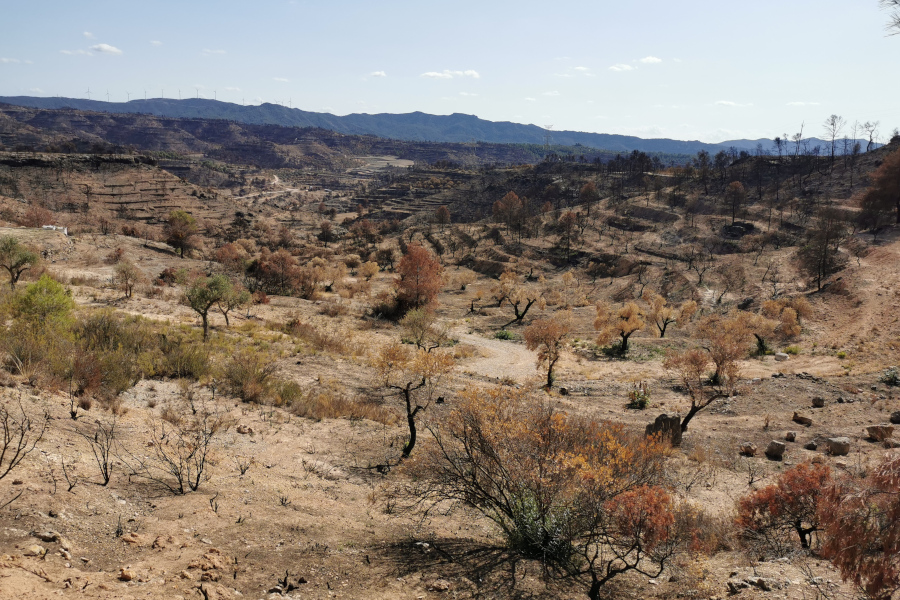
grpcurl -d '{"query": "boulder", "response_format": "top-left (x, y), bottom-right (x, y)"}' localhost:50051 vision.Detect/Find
top-left (774, 352), bottom-right (790, 362)
top-left (866, 424), bottom-right (894, 442)
top-left (827, 437), bottom-right (851, 456)
top-left (765, 441), bottom-right (786, 460)
top-left (811, 396), bottom-right (826, 408)
top-left (884, 439), bottom-right (900, 449)
top-left (890, 411), bottom-right (900, 425)
top-left (792, 412), bottom-right (813, 427)
top-left (785, 431), bottom-right (797, 442)
top-left (739, 442), bottom-right (757, 457)
top-left (645, 413), bottom-right (682, 447)
top-left (804, 441), bottom-right (819, 451)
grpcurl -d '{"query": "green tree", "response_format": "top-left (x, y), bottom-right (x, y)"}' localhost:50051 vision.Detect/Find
top-left (165, 211), bottom-right (198, 258)
top-left (0, 236), bottom-right (38, 290)
top-left (184, 274), bottom-right (232, 341)
top-left (217, 283), bottom-right (250, 327)
top-left (14, 275), bottom-right (75, 326)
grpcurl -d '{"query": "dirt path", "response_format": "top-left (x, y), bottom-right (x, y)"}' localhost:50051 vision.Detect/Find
top-left (452, 329), bottom-right (537, 383)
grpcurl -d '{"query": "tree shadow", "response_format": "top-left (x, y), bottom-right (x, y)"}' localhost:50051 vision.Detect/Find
top-left (378, 537), bottom-right (559, 599)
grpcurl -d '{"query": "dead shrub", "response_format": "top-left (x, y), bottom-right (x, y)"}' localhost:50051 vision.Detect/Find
top-left (288, 388), bottom-right (395, 424)
top-left (284, 318), bottom-right (347, 354)
top-left (319, 299), bottom-right (349, 317)
top-left (104, 247), bottom-right (125, 265)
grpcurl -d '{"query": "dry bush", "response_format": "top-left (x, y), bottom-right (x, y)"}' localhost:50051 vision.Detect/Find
top-left (284, 317), bottom-right (347, 354)
top-left (287, 388), bottom-right (396, 424)
top-left (736, 463), bottom-right (832, 554)
top-left (0, 396), bottom-right (49, 485)
top-left (222, 349), bottom-right (278, 403)
top-left (395, 386), bottom-right (685, 599)
top-left (819, 452), bottom-right (900, 599)
top-left (319, 298), bottom-right (350, 317)
top-left (121, 399), bottom-right (230, 495)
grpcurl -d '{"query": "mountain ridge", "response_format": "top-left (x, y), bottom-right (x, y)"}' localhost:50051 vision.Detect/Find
top-left (0, 96), bottom-right (859, 157)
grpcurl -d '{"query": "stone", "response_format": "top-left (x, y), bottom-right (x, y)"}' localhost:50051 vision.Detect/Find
top-left (884, 439), bottom-right (900, 449)
top-left (866, 424), bottom-right (894, 442)
top-left (236, 424), bottom-right (253, 435)
top-left (811, 396), bottom-right (826, 408)
top-left (119, 568), bottom-right (135, 582)
top-left (32, 531), bottom-right (61, 543)
top-left (785, 431), bottom-right (796, 442)
top-left (727, 580), bottom-right (750, 594)
top-left (827, 437), bottom-right (851, 456)
top-left (23, 545), bottom-right (46, 557)
top-left (739, 442), bottom-right (757, 457)
top-left (804, 441), bottom-right (819, 451)
top-left (645, 413), bottom-right (682, 447)
top-left (891, 411), bottom-right (900, 425)
top-left (774, 352), bottom-right (790, 362)
top-left (558, 387), bottom-right (569, 396)
top-left (792, 412), bottom-right (813, 427)
top-left (765, 441), bottom-right (786, 460)
top-left (427, 579), bottom-right (452, 592)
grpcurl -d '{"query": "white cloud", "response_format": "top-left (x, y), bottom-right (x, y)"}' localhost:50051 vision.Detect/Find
top-left (574, 66), bottom-right (589, 72)
top-left (459, 92), bottom-right (477, 96)
top-left (202, 49), bottom-right (226, 56)
top-left (90, 43), bottom-right (122, 55)
top-left (715, 100), bottom-right (753, 108)
top-left (639, 56), bottom-right (662, 64)
top-left (420, 69), bottom-right (479, 79)
top-left (83, 31), bottom-right (95, 39)
top-left (23, 60), bottom-right (32, 64)
top-left (224, 86), bottom-right (241, 91)
top-left (369, 70), bottom-right (386, 77)
top-left (609, 63), bottom-right (635, 72)
top-left (150, 40), bottom-right (162, 46)
top-left (60, 49), bottom-right (91, 56)
top-left (524, 97), bottom-right (536, 102)
top-left (28, 87), bottom-right (43, 93)
top-left (543, 91), bottom-right (560, 96)
top-left (0, 58), bottom-right (20, 64)
top-left (672, 58), bottom-right (683, 63)
top-left (273, 77), bottom-right (289, 82)
top-left (786, 101), bottom-right (820, 107)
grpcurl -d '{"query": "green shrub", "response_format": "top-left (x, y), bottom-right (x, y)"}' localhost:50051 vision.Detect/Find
top-left (836, 351), bottom-right (847, 359)
top-left (880, 367), bottom-right (900, 387)
top-left (223, 349), bottom-right (277, 403)
top-left (495, 329), bottom-right (515, 340)
top-left (158, 336), bottom-right (210, 380)
top-left (783, 345), bottom-right (801, 355)
top-left (627, 381), bottom-right (651, 410)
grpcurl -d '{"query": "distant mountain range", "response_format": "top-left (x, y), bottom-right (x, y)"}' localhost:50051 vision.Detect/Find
top-left (0, 96), bottom-right (866, 157)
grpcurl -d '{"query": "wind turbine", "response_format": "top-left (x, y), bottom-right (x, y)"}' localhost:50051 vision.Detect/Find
top-left (214, 90), bottom-right (216, 100)
top-left (106, 90), bottom-right (110, 102)
top-left (126, 91), bottom-right (130, 101)
top-left (143, 89), bottom-right (147, 100)
top-left (86, 87), bottom-right (91, 100)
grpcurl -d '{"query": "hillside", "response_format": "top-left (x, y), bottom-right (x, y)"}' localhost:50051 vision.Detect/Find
top-left (0, 96), bottom-right (851, 156)
top-left (0, 109), bottom-right (898, 600)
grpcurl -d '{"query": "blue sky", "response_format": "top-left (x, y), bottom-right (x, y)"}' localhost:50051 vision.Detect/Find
top-left (1, 0), bottom-right (897, 143)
